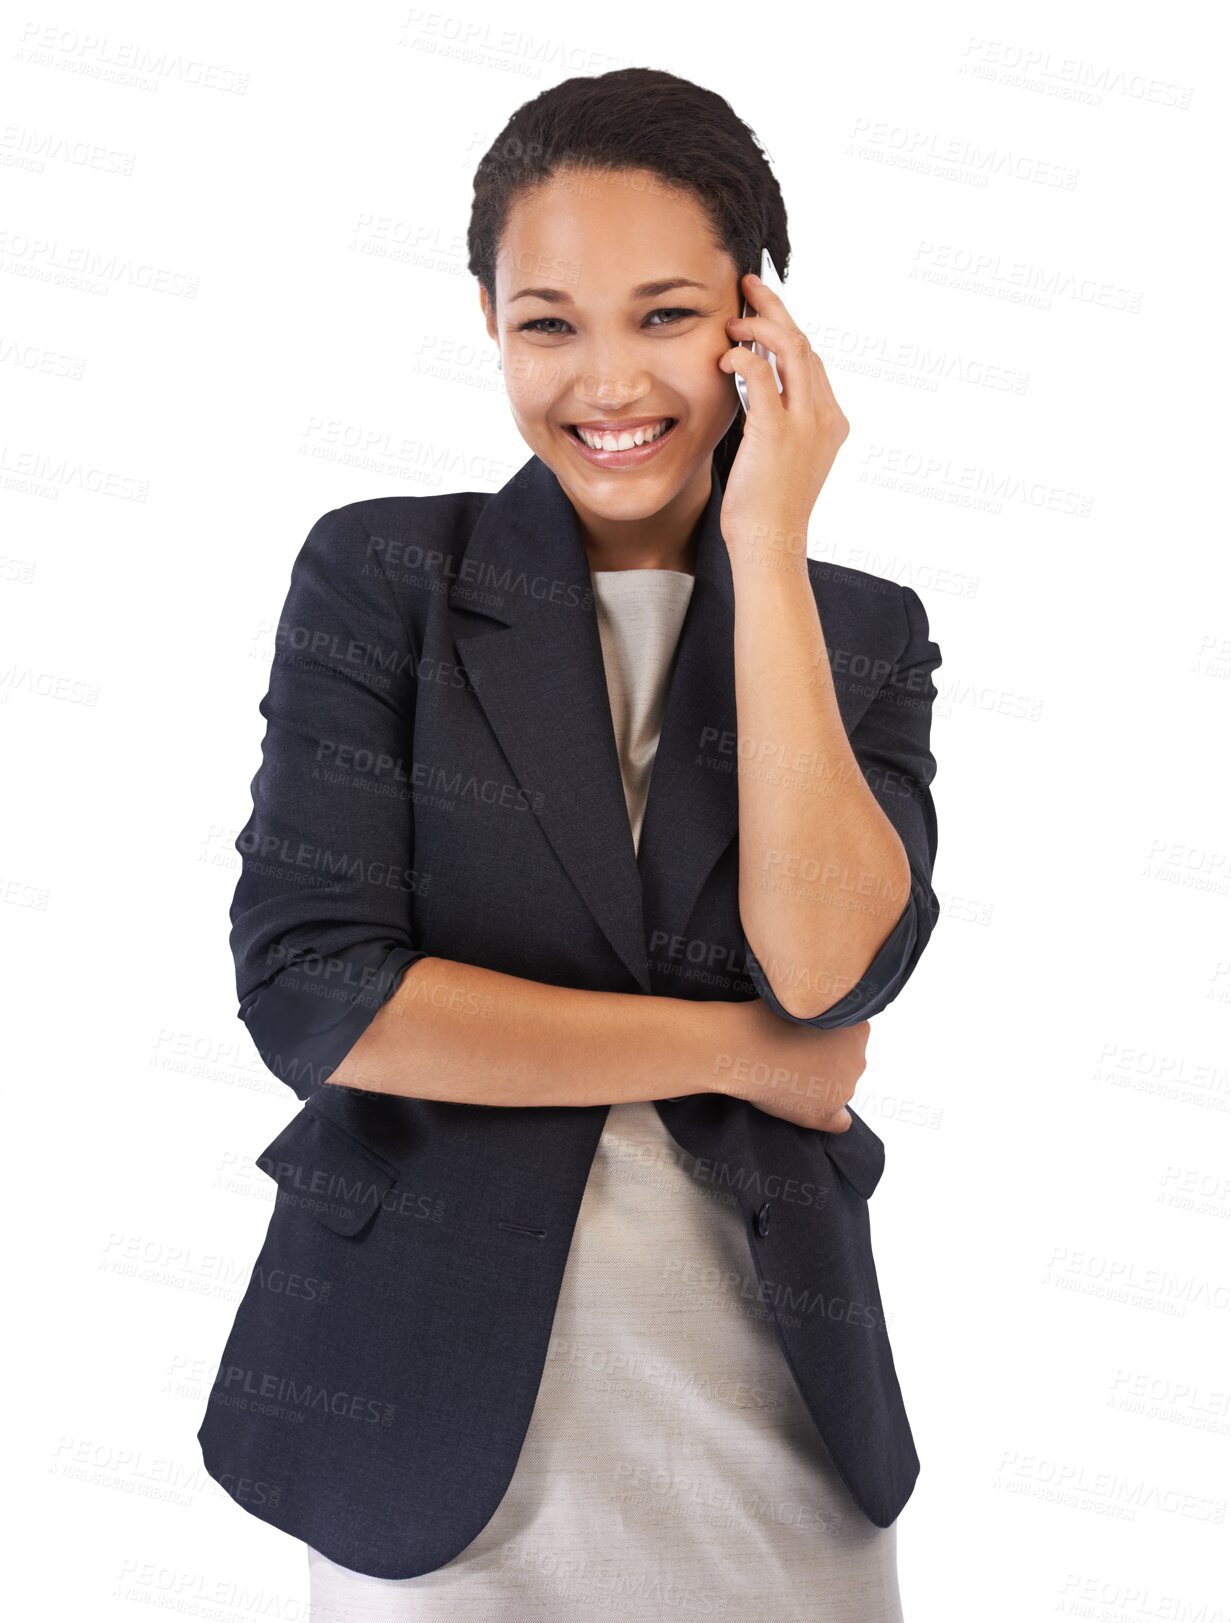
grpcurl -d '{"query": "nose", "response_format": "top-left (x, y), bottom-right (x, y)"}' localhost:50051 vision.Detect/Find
top-left (570, 349), bottom-right (653, 413)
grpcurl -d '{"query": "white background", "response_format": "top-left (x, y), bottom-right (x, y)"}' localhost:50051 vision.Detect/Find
top-left (4, 1), bottom-right (1227, 1618)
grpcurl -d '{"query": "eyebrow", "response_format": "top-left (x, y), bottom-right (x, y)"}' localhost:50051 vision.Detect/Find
top-left (508, 277), bottom-right (710, 304)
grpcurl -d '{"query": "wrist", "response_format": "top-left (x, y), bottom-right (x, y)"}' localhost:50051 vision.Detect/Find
top-left (680, 997), bottom-right (749, 1100)
top-left (644, 996), bottom-right (733, 1101)
top-left (725, 524), bottom-right (812, 581)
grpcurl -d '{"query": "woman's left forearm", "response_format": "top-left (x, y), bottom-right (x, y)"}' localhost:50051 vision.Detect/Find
top-left (729, 523), bottom-right (911, 1020)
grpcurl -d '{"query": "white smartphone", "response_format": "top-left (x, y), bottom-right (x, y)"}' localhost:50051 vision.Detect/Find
top-left (734, 245), bottom-right (786, 413)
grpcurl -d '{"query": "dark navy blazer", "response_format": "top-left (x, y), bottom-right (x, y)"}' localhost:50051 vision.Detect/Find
top-left (197, 451), bottom-right (942, 1579)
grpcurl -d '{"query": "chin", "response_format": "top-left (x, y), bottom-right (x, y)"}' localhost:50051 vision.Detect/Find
top-left (560, 466), bottom-right (687, 520)
top-left (538, 431), bottom-right (707, 509)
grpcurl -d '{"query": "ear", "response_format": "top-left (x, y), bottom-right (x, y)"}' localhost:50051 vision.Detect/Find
top-left (479, 283), bottom-right (498, 346)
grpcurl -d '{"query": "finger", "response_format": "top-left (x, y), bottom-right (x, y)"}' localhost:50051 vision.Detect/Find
top-left (818, 1107), bottom-right (853, 1133)
top-left (808, 347), bottom-right (842, 415)
top-left (739, 271), bottom-right (816, 406)
top-left (742, 270), bottom-right (790, 320)
top-left (743, 269), bottom-right (789, 313)
top-left (720, 343), bottom-right (787, 418)
top-left (725, 313), bottom-right (814, 409)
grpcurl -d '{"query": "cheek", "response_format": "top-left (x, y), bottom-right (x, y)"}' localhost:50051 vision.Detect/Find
top-left (505, 384), bottom-right (553, 427)
top-left (502, 351), bottom-right (563, 419)
top-left (670, 343), bottom-right (734, 412)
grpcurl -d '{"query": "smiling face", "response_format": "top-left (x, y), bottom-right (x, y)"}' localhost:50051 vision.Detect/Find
top-left (480, 166), bottom-right (742, 541)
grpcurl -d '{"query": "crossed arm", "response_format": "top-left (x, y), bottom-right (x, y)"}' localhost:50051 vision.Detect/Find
top-left (230, 507), bottom-right (939, 1119)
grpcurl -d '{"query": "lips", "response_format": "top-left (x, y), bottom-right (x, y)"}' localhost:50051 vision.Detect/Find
top-left (566, 417), bottom-right (676, 449)
top-left (561, 416), bottom-right (680, 469)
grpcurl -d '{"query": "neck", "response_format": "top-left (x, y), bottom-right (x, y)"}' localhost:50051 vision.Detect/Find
top-left (565, 464), bottom-right (711, 576)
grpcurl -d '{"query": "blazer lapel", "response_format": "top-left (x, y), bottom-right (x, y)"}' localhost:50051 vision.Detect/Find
top-left (634, 475), bottom-right (741, 991)
top-left (447, 453), bottom-right (739, 997)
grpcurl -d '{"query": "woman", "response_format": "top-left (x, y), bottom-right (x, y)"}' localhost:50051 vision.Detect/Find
top-left (198, 67), bottom-right (941, 1621)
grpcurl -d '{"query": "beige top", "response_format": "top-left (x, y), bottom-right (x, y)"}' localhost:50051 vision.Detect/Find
top-left (590, 568), bottom-right (697, 857)
top-left (307, 569), bottom-right (903, 1620)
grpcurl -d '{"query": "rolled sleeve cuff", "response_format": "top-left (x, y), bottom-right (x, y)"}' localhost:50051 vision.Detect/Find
top-left (237, 941), bottom-right (429, 1099)
top-left (743, 890), bottom-right (920, 1028)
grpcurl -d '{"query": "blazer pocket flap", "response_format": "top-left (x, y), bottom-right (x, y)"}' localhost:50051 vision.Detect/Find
top-left (256, 1102), bottom-right (399, 1236)
top-left (820, 1108), bottom-right (886, 1200)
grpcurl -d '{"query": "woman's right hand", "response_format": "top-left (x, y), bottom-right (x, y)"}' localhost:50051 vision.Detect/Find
top-left (705, 998), bottom-right (871, 1133)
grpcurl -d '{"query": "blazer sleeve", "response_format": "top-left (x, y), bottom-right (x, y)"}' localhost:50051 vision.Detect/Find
top-left (229, 505), bottom-right (431, 1099)
top-left (742, 582), bottom-right (942, 1027)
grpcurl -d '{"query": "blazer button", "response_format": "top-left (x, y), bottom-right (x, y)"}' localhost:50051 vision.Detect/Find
top-left (755, 1200), bottom-right (772, 1238)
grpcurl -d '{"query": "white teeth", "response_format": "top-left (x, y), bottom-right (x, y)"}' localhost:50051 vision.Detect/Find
top-left (574, 419), bottom-right (672, 452)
